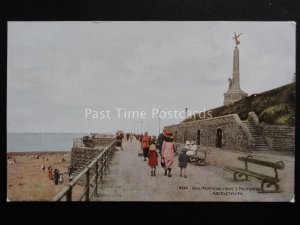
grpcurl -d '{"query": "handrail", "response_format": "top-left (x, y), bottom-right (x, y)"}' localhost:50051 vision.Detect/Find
top-left (52, 140), bottom-right (116, 201)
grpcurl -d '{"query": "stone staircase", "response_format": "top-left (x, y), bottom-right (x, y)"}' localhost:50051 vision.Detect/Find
top-left (242, 120), bottom-right (270, 151)
top-left (263, 126), bottom-right (295, 152)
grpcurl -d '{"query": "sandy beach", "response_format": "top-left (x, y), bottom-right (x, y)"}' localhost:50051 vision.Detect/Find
top-left (7, 151), bottom-right (75, 201)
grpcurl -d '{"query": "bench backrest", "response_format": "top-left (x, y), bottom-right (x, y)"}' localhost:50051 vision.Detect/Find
top-left (237, 156), bottom-right (285, 170)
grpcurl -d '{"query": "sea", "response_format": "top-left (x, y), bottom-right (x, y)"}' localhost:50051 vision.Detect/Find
top-left (7, 133), bottom-right (90, 152)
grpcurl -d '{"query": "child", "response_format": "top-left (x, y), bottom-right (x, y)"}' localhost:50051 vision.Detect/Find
top-left (148, 144), bottom-right (159, 176)
top-left (178, 148), bottom-right (189, 178)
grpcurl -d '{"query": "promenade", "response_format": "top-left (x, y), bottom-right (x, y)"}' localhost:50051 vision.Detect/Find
top-left (91, 139), bottom-right (294, 202)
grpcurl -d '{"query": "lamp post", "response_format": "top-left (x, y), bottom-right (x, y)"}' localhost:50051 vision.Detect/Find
top-left (185, 107), bottom-right (188, 142)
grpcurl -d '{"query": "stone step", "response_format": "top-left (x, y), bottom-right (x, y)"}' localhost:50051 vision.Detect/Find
top-left (256, 145), bottom-right (268, 148)
top-left (255, 141), bottom-right (267, 144)
top-left (255, 143), bottom-right (268, 145)
top-left (273, 145), bottom-right (295, 148)
top-left (270, 133), bottom-right (295, 135)
top-left (273, 146), bottom-right (295, 149)
top-left (255, 146), bottom-right (269, 149)
top-left (273, 148), bottom-right (295, 151)
top-left (255, 142), bottom-right (266, 145)
top-left (255, 148), bottom-right (268, 150)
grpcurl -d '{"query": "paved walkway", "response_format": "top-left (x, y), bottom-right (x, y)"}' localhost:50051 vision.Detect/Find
top-left (91, 140), bottom-right (294, 202)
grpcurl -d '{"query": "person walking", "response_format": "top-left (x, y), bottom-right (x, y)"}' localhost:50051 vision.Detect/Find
top-left (161, 130), bottom-right (175, 177)
top-left (116, 133), bottom-right (123, 150)
top-left (141, 132), bottom-right (151, 161)
top-left (157, 129), bottom-right (166, 155)
top-left (126, 133), bottom-right (130, 142)
top-left (129, 133), bottom-right (133, 143)
top-left (178, 148), bottom-right (189, 178)
top-left (148, 144), bottom-right (159, 176)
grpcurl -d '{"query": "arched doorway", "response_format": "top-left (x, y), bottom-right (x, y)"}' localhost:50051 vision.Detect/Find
top-left (216, 128), bottom-right (222, 148)
top-left (196, 130), bottom-right (200, 145)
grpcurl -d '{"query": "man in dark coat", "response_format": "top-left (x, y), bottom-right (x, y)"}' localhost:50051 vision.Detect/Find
top-left (156, 129), bottom-right (166, 155)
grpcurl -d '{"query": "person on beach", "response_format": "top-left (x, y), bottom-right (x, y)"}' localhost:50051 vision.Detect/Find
top-left (161, 130), bottom-right (175, 177)
top-left (59, 173), bottom-right (64, 183)
top-left (148, 144), bottom-right (159, 176)
top-left (178, 148), bottom-right (190, 178)
top-left (41, 164), bottom-right (45, 172)
top-left (48, 166), bottom-right (53, 180)
top-left (126, 133), bottom-right (130, 142)
top-left (141, 132), bottom-right (151, 161)
top-left (68, 165), bottom-right (74, 177)
top-left (54, 169), bottom-right (59, 185)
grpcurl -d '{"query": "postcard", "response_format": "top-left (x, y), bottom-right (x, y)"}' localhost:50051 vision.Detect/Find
top-left (7, 21), bottom-right (295, 201)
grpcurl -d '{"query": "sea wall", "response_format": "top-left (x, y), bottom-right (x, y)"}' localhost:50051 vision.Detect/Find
top-left (71, 137), bottom-right (115, 170)
top-left (165, 114), bottom-right (253, 152)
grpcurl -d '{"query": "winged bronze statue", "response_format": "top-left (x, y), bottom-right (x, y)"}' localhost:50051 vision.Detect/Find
top-left (233, 32), bottom-right (242, 46)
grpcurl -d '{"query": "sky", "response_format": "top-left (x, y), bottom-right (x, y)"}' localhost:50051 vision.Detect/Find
top-left (7, 21), bottom-right (295, 135)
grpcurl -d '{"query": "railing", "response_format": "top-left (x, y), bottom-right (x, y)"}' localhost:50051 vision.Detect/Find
top-left (52, 140), bottom-right (116, 201)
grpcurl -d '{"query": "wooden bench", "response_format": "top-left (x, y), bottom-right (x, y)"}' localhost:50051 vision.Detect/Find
top-left (224, 155), bottom-right (285, 193)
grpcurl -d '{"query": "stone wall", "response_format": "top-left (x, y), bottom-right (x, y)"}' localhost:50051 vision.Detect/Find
top-left (259, 124), bottom-right (295, 152)
top-left (165, 114), bottom-right (253, 152)
top-left (71, 137), bottom-right (115, 170)
top-left (71, 147), bottom-right (104, 170)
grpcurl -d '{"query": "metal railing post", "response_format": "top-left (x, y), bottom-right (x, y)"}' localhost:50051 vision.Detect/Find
top-left (85, 169), bottom-right (90, 201)
top-left (101, 155), bottom-right (104, 180)
top-left (66, 188), bottom-right (72, 201)
top-left (104, 151), bottom-right (107, 174)
top-left (94, 160), bottom-right (98, 195)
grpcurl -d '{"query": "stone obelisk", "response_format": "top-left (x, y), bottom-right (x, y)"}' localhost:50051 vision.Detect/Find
top-left (224, 33), bottom-right (248, 105)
